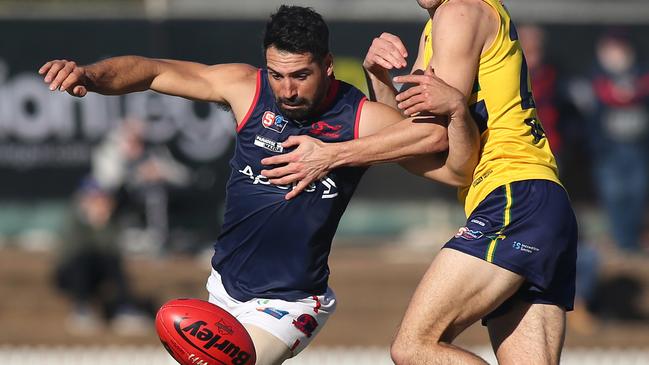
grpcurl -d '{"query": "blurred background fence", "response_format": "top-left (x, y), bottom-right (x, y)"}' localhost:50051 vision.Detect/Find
top-left (0, 0), bottom-right (648, 363)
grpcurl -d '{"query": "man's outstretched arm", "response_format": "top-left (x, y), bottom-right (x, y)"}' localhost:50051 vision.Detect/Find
top-left (39, 57), bottom-right (257, 119)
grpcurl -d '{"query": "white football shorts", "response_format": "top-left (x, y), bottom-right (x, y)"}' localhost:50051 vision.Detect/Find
top-left (206, 269), bottom-right (336, 355)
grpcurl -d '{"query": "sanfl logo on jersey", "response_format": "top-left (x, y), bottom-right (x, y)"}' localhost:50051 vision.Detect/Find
top-left (262, 111), bottom-right (288, 133)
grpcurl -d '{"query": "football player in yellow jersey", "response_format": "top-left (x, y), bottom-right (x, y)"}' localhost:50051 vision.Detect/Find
top-left (262, 0), bottom-right (577, 364)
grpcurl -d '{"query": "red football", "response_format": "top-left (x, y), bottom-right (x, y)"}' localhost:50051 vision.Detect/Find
top-left (155, 298), bottom-right (256, 365)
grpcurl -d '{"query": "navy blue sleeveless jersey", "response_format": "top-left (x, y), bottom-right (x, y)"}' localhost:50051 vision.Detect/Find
top-left (211, 69), bottom-right (368, 302)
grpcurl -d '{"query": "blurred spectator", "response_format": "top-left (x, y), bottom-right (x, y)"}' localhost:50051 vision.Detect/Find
top-left (54, 177), bottom-right (150, 336)
top-left (586, 29), bottom-right (649, 252)
top-left (519, 25), bottom-right (604, 333)
top-left (92, 118), bottom-right (190, 253)
top-left (518, 25), bottom-right (563, 160)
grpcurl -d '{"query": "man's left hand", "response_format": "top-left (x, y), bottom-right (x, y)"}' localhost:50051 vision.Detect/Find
top-left (261, 135), bottom-right (336, 200)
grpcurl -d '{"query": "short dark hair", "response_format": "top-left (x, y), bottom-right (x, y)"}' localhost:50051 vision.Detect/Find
top-left (263, 5), bottom-right (330, 62)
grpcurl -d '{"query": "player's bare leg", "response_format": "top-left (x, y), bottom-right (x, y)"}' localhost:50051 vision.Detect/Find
top-left (488, 301), bottom-right (565, 365)
top-left (243, 324), bottom-right (292, 365)
top-left (390, 248), bottom-right (525, 365)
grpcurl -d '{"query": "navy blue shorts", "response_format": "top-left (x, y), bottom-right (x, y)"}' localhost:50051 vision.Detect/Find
top-left (444, 180), bottom-right (578, 321)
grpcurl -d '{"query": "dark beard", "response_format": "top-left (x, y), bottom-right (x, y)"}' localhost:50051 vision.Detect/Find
top-left (276, 83), bottom-right (328, 122)
top-left (277, 98), bottom-right (314, 121)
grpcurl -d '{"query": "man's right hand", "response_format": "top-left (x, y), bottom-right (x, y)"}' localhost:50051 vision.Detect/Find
top-left (393, 67), bottom-right (465, 117)
top-left (363, 32), bottom-right (409, 78)
top-left (261, 135), bottom-right (335, 200)
top-left (39, 60), bottom-right (89, 97)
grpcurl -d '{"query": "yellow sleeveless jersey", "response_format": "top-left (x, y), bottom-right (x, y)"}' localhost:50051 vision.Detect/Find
top-left (423, 0), bottom-right (561, 216)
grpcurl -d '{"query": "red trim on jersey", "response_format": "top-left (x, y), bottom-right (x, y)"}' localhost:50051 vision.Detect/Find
top-left (353, 97), bottom-right (367, 139)
top-left (290, 339), bottom-right (301, 352)
top-left (312, 295), bottom-right (321, 314)
top-left (236, 69), bottom-right (262, 133)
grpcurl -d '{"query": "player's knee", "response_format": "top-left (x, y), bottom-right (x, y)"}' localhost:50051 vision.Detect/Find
top-left (390, 335), bottom-right (428, 365)
top-left (392, 332), bottom-right (449, 365)
top-left (390, 338), bottom-right (413, 365)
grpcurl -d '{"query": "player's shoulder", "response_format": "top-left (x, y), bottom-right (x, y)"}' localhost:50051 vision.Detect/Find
top-left (203, 63), bottom-right (260, 115)
top-left (432, 0), bottom-right (498, 51)
top-left (215, 63), bottom-right (259, 83)
top-left (336, 79), bottom-right (366, 99)
top-left (203, 63), bottom-right (259, 88)
top-left (435, 0), bottom-right (493, 24)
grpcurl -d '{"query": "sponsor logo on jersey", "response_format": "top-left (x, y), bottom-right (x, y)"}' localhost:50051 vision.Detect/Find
top-left (512, 241), bottom-right (540, 254)
top-left (454, 227), bottom-right (484, 240)
top-left (309, 121), bottom-right (343, 138)
top-left (292, 314), bottom-right (318, 338)
top-left (470, 219), bottom-right (487, 227)
top-left (262, 111), bottom-right (288, 133)
top-left (238, 165), bottom-right (337, 199)
top-left (320, 177), bottom-right (338, 199)
top-left (256, 307), bottom-right (289, 320)
top-left (254, 135), bottom-right (284, 153)
top-left (472, 169), bottom-right (493, 187)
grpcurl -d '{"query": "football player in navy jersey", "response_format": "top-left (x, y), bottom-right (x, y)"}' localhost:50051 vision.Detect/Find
top-left (39, 5), bottom-right (477, 364)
